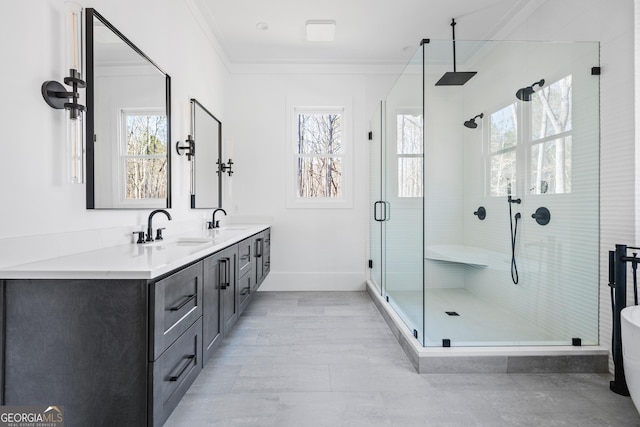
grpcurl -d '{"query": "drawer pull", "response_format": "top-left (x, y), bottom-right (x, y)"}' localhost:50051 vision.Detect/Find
top-left (240, 255), bottom-right (250, 261)
top-left (169, 294), bottom-right (197, 311)
top-left (169, 355), bottom-right (196, 382)
top-left (255, 238), bottom-right (263, 258)
top-left (240, 287), bottom-right (250, 296)
top-left (219, 258), bottom-right (230, 289)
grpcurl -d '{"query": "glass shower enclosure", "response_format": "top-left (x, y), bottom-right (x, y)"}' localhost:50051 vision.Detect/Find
top-left (369, 40), bottom-right (600, 347)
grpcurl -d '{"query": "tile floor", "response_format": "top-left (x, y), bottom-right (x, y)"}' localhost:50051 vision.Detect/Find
top-left (165, 291), bottom-right (640, 426)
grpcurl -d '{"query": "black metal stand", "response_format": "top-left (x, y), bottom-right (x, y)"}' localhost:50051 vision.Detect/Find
top-left (610, 244), bottom-right (630, 396)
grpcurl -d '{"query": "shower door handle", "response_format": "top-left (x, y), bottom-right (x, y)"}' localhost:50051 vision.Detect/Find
top-left (374, 201), bottom-right (384, 221)
top-left (374, 201), bottom-right (391, 222)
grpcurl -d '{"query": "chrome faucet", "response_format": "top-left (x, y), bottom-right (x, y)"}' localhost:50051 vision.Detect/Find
top-left (147, 209), bottom-right (172, 242)
top-left (208, 208), bottom-right (227, 229)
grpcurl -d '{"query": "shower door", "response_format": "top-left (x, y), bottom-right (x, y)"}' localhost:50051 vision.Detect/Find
top-left (369, 47), bottom-right (425, 345)
top-left (369, 101), bottom-right (384, 294)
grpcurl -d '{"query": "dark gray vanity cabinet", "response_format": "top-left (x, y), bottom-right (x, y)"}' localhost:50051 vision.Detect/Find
top-left (0, 227), bottom-right (271, 427)
top-left (1, 262), bottom-right (205, 427)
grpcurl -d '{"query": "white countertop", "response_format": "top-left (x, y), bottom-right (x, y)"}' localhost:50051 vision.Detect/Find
top-left (0, 224), bottom-right (270, 280)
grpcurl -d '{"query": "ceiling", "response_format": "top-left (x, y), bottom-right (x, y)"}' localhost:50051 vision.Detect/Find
top-left (192, 0), bottom-right (541, 65)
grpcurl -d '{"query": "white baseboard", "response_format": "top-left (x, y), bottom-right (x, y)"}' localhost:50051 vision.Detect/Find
top-left (259, 272), bottom-right (366, 291)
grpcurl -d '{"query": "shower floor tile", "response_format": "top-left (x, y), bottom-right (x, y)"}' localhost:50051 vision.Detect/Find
top-left (389, 288), bottom-right (567, 346)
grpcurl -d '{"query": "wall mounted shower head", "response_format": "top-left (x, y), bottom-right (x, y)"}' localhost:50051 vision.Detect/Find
top-left (464, 113), bottom-right (484, 129)
top-left (516, 79), bottom-right (545, 101)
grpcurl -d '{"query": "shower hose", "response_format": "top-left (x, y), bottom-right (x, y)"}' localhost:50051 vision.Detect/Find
top-left (508, 196), bottom-right (521, 284)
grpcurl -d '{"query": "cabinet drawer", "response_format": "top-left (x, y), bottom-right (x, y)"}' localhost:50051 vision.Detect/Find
top-left (150, 317), bottom-right (202, 427)
top-left (238, 238), bottom-right (252, 274)
top-left (150, 262), bottom-right (203, 360)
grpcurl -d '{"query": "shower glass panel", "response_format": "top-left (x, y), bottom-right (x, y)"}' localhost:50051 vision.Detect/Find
top-left (369, 47), bottom-right (425, 344)
top-left (422, 40), bottom-right (599, 347)
top-left (369, 101), bottom-right (383, 295)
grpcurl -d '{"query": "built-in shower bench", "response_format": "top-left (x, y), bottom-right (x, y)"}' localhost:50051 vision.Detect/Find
top-left (425, 244), bottom-right (489, 267)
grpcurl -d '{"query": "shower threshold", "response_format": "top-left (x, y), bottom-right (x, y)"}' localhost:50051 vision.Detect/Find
top-left (366, 281), bottom-right (609, 374)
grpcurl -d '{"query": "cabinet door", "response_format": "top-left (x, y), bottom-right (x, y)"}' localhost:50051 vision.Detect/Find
top-left (254, 235), bottom-right (265, 286)
top-left (263, 229), bottom-right (271, 279)
top-left (203, 252), bottom-right (222, 364)
top-left (220, 246), bottom-right (238, 336)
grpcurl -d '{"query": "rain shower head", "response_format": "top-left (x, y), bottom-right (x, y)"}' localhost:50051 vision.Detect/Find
top-left (516, 79), bottom-right (545, 101)
top-left (435, 19), bottom-right (477, 86)
top-left (464, 113), bottom-right (483, 129)
top-left (437, 71), bottom-right (477, 86)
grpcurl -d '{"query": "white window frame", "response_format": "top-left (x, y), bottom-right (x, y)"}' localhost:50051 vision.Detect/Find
top-left (395, 108), bottom-right (423, 199)
top-left (285, 97), bottom-right (353, 209)
top-left (486, 74), bottom-right (573, 198)
top-left (117, 107), bottom-right (167, 208)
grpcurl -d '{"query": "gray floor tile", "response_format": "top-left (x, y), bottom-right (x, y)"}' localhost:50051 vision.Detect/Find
top-left (165, 291), bottom-right (640, 427)
top-left (275, 392), bottom-right (391, 427)
top-left (233, 364), bottom-right (331, 393)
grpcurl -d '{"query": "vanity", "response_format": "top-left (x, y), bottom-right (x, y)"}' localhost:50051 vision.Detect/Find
top-left (0, 225), bottom-right (271, 427)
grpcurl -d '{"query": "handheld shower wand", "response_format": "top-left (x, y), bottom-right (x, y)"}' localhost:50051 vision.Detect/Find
top-left (508, 196), bottom-right (521, 284)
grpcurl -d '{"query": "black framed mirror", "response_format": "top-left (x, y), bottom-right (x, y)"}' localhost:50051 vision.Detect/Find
top-left (189, 99), bottom-right (222, 209)
top-left (85, 8), bottom-right (171, 209)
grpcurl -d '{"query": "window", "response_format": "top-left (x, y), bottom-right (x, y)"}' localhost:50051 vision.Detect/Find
top-left (529, 75), bottom-right (572, 194)
top-left (286, 98), bottom-right (352, 209)
top-left (489, 103), bottom-right (518, 197)
top-left (295, 110), bottom-right (343, 198)
top-left (397, 112), bottom-right (423, 198)
top-left (120, 110), bottom-right (168, 202)
top-left (488, 75), bottom-right (572, 197)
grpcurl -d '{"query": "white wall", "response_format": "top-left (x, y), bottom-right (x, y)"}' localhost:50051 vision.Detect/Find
top-left (0, 0), bottom-right (229, 245)
top-left (227, 69), bottom-right (399, 291)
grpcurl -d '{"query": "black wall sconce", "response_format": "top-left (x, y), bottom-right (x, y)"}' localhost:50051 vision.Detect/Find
top-left (41, 70), bottom-right (85, 118)
top-left (41, 3), bottom-right (86, 183)
top-left (217, 159), bottom-right (234, 176)
top-left (176, 135), bottom-right (195, 161)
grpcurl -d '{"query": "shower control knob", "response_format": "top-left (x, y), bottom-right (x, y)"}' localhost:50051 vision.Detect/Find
top-left (473, 206), bottom-right (486, 220)
top-left (531, 207), bottom-right (551, 225)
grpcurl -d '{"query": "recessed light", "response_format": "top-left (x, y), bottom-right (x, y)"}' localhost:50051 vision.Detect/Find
top-left (305, 20), bottom-right (336, 42)
top-left (256, 22), bottom-right (269, 31)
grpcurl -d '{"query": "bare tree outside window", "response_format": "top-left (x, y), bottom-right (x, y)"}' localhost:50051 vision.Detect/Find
top-left (488, 75), bottom-right (572, 197)
top-left (530, 75), bottom-right (572, 194)
top-left (123, 113), bottom-right (167, 200)
top-left (489, 103), bottom-right (518, 196)
top-left (296, 112), bottom-right (343, 198)
top-left (397, 113), bottom-right (423, 198)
